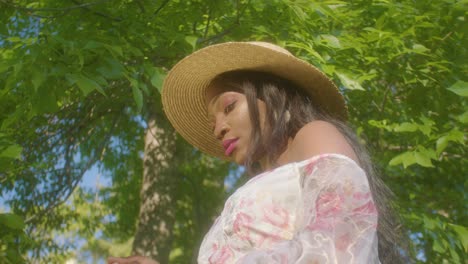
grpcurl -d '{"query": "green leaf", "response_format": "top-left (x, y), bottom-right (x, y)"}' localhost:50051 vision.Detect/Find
top-left (448, 246), bottom-right (461, 264)
top-left (104, 44), bottom-right (123, 57)
top-left (75, 75), bottom-right (106, 96)
top-left (457, 111), bottom-right (468, 123)
top-left (368, 119), bottom-right (392, 131)
top-left (412, 43), bottom-right (429, 54)
top-left (423, 215), bottom-right (437, 230)
top-left (390, 148), bottom-right (435, 168)
top-left (286, 42), bottom-right (325, 63)
top-left (449, 223), bottom-right (468, 252)
top-left (7, 37), bottom-right (22, 43)
top-left (96, 58), bottom-right (126, 79)
top-left (94, 75), bottom-right (109, 86)
top-left (364, 56), bottom-right (379, 63)
top-left (290, 5), bottom-right (308, 21)
top-left (436, 135), bottom-right (450, 154)
top-left (132, 85), bottom-right (143, 112)
top-left (336, 72), bottom-right (364, 90)
top-left (432, 239), bottom-right (446, 253)
top-left (169, 247), bottom-right (183, 262)
top-left (84, 40), bottom-right (103, 50)
top-left (184, 36), bottom-right (198, 50)
top-left (414, 150), bottom-right (434, 167)
top-left (31, 69), bottom-right (46, 92)
top-left (0, 145), bottom-right (22, 159)
top-left (447, 129), bottom-right (463, 143)
top-left (419, 116), bottom-right (434, 136)
top-left (150, 68), bottom-right (167, 93)
top-left (139, 83), bottom-right (148, 95)
top-left (393, 122), bottom-right (418, 132)
top-left (447, 81), bottom-right (468, 97)
top-left (436, 129), bottom-right (465, 154)
top-left (33, 85), bottom-right (58, 114)
top-left (0, 213), bottom-right (25, 230)
top-left (389, 151), bottom-right (415, 168)
top-left (0, 59), bottom-right (12, 74)
top-left (321, 34), bottom-right (342, 49)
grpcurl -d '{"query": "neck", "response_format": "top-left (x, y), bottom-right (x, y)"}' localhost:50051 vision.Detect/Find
top-left (258, 138), bottom-right (293, 171)
top-left (258, 157), bottom-right (271, 171)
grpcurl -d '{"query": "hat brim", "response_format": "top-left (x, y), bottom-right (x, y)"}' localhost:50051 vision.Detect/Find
top-left (162, 42), bottom-right (347, 159)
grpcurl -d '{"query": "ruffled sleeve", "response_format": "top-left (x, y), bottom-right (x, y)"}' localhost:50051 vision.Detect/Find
top-left (236, 154), bottom-right (380, 263)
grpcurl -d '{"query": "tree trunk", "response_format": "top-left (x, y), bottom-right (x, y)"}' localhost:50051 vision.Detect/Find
top-left (132, 112), bottom-right (178, 264)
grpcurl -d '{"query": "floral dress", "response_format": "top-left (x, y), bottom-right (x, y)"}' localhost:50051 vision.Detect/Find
top-left (198, 154), bottom-right (380, 264)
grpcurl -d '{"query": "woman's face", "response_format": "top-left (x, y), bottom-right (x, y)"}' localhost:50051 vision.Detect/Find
top-left (206, 84), bottom-right (266, 165)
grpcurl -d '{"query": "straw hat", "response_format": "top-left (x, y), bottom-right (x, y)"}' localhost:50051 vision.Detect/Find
top-left (162, 41), bottom-right (347, 159)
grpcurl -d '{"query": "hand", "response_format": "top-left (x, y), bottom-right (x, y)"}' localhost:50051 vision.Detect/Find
top-left (107, 255), bottom-right (160, 264)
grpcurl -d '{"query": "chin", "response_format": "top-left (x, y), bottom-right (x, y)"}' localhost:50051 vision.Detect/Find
top-left (233, 157), bottom-right (243, 165)
top-left (233, 152), bottom-right (247, 166)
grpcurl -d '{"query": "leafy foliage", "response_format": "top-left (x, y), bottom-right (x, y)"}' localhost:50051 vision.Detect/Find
top-left (0, 213), bottom-right (30, 264)
top-left (0, 0), bottom-right (466, 263)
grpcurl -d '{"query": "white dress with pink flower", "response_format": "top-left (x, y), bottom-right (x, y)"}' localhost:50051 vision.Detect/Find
top-left (198, 154), bottom-right (380, 264)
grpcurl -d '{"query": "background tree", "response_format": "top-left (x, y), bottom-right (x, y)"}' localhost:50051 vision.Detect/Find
top-left (0, 0), bottom-right (466, 263)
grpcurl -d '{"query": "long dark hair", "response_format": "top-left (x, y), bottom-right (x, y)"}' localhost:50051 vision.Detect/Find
top-left (210, 70), bottom-right (409, 263)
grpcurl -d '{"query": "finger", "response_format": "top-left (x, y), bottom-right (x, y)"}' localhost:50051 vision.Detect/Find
top-left (107, 257), bottom-right (126, 264)
top-left (107, 257), bottom-right (118, 264)
top-left (107, 256), bottom-right (145, 264)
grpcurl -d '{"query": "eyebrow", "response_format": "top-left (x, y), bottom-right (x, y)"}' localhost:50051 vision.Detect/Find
top-left (206, 94), bottom-right (222, 125)
top-left (207, 90), bottom-right (239, 118)
top-left (207, 93), bottom-right (222, 111)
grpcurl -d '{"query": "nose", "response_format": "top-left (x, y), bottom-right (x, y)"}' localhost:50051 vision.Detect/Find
top-left (213, 118), bottom-right (228, 140)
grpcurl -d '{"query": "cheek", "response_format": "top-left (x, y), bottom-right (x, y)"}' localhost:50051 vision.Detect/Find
top-left (235, 103), bottom-right (253, 130)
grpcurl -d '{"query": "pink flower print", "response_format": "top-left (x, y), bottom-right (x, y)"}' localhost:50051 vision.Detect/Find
top-left (352, 200), bottom-right (377, 215)
top-left (306, 216), bottom-right (334, 232)
top-left (307, 191), bottom-right (344, 232)
top-left (263, 204), bottom-right (290, 229)
top-left (233, 212), bottom-right (254, 240)
top-left (209, 244), bottom-right (233, 264)
top-left (353, 192), bottom-right (371, 200)
top-left (255, 229), bottom-right (284, 248)
top-left (335, 233), bottom-right (352, 251)
top-left (239, 198), bottom-right (254, 209)
top-left (304, 158), bottom-right (320, 175)
top-left (304, 154), bottom-right (330, 174)
top-left (316, 191), bottom-right (344, 217)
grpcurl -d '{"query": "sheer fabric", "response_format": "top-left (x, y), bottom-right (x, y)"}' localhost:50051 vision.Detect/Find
top-left (198, 154), bottom-right (380, 264)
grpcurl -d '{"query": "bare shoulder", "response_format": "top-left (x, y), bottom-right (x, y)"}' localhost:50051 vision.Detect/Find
top-left (287, 120), bottom-right (358, 163)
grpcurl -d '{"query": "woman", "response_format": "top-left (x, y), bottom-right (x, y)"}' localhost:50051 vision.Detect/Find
top-left (109, 42), bottom-right (405, 263)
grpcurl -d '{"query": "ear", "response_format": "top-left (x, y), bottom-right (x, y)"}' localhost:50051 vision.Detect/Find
top-left (288, 121), bottom-right (358, 163)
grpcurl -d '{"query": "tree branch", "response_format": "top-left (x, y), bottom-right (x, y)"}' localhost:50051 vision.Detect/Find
top-left (154, 0), bottom-right (170, 16)
top-left (70, 0), bottom-right (123, 21)
top-left (203, 6), bottom-right (212, 39)
top-left (2, 0), bottom-right (121, 20)
top-left (198, 0), bottom-right (249, 45)
top-left (1, 0), bottom-right (111, 12)
top-left (24, 111), bottom-right (121, 225)
top-left (379, 84), bottom-right (392, 116)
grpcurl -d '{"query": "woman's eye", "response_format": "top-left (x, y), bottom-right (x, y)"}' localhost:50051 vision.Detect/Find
top-left (224, 101), bottom-right (236, 114)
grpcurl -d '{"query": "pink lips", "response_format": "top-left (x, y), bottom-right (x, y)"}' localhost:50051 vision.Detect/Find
top-left (222, 138), bottom-right (238, 156)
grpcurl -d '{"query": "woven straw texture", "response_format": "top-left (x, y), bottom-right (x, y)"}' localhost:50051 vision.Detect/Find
top-left (162, 42), bottom-right (347, 159)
